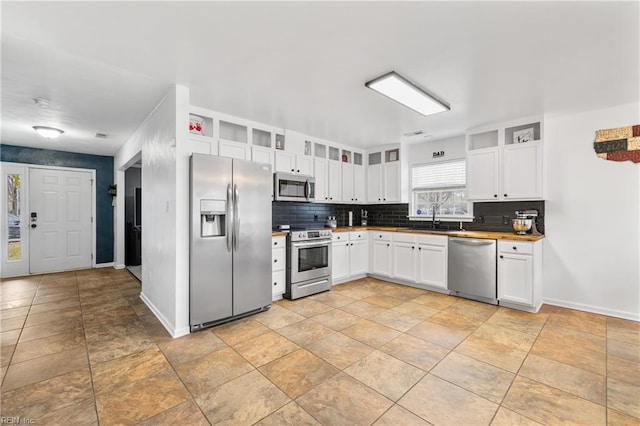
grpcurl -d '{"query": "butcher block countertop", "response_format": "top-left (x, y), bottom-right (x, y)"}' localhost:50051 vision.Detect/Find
top-left (326, 226), bottom-right (545, 241)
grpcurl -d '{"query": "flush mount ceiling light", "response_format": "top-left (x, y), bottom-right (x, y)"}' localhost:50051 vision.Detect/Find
top-left (32, 126), bottom-right (64, 139)
top-left (365, 71), bottom-right (450, 117)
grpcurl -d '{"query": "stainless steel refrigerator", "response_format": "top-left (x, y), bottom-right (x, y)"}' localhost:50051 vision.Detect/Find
top-left (190, 153), bottom-right (272, 331)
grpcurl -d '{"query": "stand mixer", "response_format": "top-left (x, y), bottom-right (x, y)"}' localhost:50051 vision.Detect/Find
top-left (512, 210), bottom-right (541, 235)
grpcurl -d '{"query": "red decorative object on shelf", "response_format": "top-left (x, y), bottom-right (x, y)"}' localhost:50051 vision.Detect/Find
top-left (342, 154), bottom-right (348, 162)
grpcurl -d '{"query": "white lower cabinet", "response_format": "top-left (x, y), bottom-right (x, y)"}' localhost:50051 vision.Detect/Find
top-left (369, 232), bottom-right (392, 277)
top-left (497, 240), bottom-right (542, 312)
top-left (350, 238), bottom-right (368, 277)
top-left (417, 235), bottom-right (448, 290)
top-left (332, 232), bottom-right (368, 283)
top-left (272, 236), bottom-right (286, 299)
top-left (392, 234), bottom-right (417, 282)
top-left (367, 232), bottom-right (448, 292)
top-left (331, 237), bottom-right (350, 282)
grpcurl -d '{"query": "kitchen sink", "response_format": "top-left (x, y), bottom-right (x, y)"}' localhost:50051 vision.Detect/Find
top-left (407, 228), bottom-right (457, 234)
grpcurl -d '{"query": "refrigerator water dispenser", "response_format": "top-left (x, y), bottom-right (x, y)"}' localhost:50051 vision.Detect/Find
top-left (200, 199), bottom-right (226, 237)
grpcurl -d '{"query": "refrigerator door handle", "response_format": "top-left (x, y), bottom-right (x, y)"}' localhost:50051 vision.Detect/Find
top-left (233, 184), bottom-right (240, 251)
top-left (305, 179), bottom-right (310, 200)
top-left (226, 183), bottom-right (233, 252)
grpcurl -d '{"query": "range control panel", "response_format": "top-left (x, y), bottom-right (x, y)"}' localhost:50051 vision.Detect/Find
top-left (290, 229), bottom-right (332, 241)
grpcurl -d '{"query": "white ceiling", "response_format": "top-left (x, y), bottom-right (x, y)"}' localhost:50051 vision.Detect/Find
top-left (2, 2), bottom-right (638, 156)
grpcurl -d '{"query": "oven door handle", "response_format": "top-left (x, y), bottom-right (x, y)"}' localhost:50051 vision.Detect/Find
top-left (305, 179), bottom-right (311, 200)
top-left (291, 240), bottom-right (332, 248)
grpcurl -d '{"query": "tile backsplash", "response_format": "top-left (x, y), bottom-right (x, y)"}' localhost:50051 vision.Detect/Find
top-left (272, 200), bottom-right (545, 234)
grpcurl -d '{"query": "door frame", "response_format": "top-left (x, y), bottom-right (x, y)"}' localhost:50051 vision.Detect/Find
top-left (1, 162), bottom-right (97, 277)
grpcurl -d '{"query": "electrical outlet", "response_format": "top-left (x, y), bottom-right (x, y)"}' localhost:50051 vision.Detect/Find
top-left (502, 215), bottom-right (510, 225)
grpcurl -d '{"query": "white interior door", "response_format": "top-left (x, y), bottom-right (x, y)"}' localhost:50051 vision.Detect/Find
top-left (29, 168), bottom-right (93, 273)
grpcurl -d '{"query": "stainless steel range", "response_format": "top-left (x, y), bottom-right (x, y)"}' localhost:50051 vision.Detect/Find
top-left (285, 229), bottom-right (332, 300)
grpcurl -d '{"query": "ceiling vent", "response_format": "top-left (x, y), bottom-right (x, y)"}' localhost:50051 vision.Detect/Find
top-left (403, 130), bottom-right (426, 137)
top-left (33, 98), bottom-right (50, 109)
top-left (94, 132), bottom-right (108, 139)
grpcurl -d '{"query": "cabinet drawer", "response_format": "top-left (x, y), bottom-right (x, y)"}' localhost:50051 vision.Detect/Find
top-left (272, 270), bottom-right (286, 295)
top-left (370, 231), bottom-right (392, 241)
top-left (272, 247), bottom-right (286, 272)
top-left (332, 233), bottom-right (348, 242)
top-left (272, 236), bottom-right (286, 248)
top-left (416, 234), bottom-right (447, 246)
top-left (498, 240), bottom-right (533, 255)
top-left (392, 233), bottom-right (417, 244)
top-left (349, 232), bottom-right (368, 241)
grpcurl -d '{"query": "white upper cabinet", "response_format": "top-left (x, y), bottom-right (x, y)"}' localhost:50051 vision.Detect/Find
top-left (353, 164), bottom-right (365, 203)
top-left (467, 149), bottom-right (500, 200)
top-left (274, 151), bottom-right (313, 175)
top-left (502, 142), bottom-right (542, 199)
top-left (342, 163), bottom-right (354, 202)
top-left (367, 147), bottom-right (401, 203)
top-left (327, 160), bottom-right (342, 202)
top-left (314, 158), bottom-right (329, 202)
top-left (466, 119), bottom-right (543, 201)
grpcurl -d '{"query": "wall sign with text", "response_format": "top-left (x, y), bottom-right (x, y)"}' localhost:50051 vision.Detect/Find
top-left (594, 125), bottom-right (640, 163)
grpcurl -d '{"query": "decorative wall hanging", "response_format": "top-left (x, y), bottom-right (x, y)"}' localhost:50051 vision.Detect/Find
top-left (594, 125), bottom-right (640, 163)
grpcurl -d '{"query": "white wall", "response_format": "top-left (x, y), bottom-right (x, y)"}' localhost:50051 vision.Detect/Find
top-left (543, 102), bottom-right (640, 320)
top-left (407, 135), bottom-right (466, 165)
top-left (173, 85), bottom-right (191, 336)
top-left (114, 87), bottom-right (185, 336)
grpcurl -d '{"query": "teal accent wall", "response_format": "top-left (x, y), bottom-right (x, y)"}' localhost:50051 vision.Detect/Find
top-left (1, 144), bottom-right (114, 263)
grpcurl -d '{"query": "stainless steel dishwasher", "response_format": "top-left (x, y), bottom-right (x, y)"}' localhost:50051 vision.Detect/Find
top-left (447, 237), bottom-right (497, 305)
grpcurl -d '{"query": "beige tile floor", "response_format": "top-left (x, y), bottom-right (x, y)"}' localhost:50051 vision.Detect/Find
top-left (1, 269), bottom-right (639, 425)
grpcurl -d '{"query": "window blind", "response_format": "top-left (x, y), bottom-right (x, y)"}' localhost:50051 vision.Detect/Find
top-left (411, 160), bottom-right (466, 190)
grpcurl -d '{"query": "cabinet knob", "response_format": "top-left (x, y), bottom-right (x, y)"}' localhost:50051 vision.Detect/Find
top-left (297, 169), bottom-right (300, 173)
top-left (337, 236), bottom-right (340, 239)
top-left (274, 259), bottom-right (277, 263)
top-left (378, 198), bottom-right (381, 201)
top-left (494, 194), bottom-right (498, 198)
top-left (291, 169), bottom-right (294, 172)
top-left (274, 241), bottom-right (278, 246)
top-left (330, 197), bottom-right (333, 200)
top-left (383, 198), bottom-right (386, 201)
top-left (500, 255), bottom-right (504, 259)
top-left (325, 197), bottom-right (328, 200)
top-left (412, 246), bottom-right (415, 250)
top-left (350, 243), bottom-right (353, 246)
top-left (386, 243), bottom-right (390, 247)
top-left (512, 246), bottom-right (517, 250)
top-left (418, 247), bottom-right (422, 250)
top-left (504, 194), bottom-right (508, 197)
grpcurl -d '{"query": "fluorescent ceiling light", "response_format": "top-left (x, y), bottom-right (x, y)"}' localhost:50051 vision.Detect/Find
top-left (365, 71), bottom-right (450, 117)
top-left (33, 126), bottom-right (64, 139)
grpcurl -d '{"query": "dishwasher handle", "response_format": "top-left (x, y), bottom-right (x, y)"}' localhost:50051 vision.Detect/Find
top-left (449, 238), bottom-right (495, 246)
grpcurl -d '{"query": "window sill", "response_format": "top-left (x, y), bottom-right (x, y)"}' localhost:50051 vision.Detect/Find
top-left (408, 215), bottom-right (475, 222)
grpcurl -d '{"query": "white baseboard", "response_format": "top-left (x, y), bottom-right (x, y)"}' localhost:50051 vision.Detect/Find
top-left (544, 297), bottom-right (640, 322)
top-left (139, 292), bottom-right (189, 338)
top-left (366, 274), bottom-right (451, 296)
top-left (95, 262), bottom-right (114, 269)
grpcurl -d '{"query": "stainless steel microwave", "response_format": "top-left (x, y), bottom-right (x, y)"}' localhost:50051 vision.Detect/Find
top-left (274, 172), bottom-right (315, 202)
